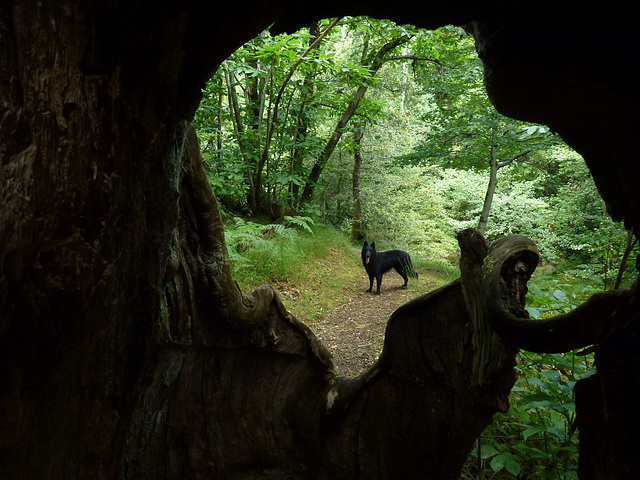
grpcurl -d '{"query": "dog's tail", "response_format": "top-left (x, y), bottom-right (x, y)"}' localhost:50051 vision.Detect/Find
top-left (402, 257), bottom-right (419, 278)
top-left (409, 265), bottom-right (419, 279)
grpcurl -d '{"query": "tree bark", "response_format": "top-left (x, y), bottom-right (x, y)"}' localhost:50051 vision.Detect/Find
top-left (290, 21), bottom-right (321, 201)
top-left (0, 24), bottom-right (528, 469)
top-left (477, 143), bottom-right (532, 235)
top-left (3, 2), bottom-right (640, 480)
top-left (224, 64), bottom-right (258, 211)
top-left (477, 144), bottom-right (498, 235)
top-left (3, 6), bottom-right (520, 478)
top-left (351, 125), bottom-right (364, 242)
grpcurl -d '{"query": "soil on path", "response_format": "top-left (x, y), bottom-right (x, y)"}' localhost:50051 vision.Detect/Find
top-left (309, 272), bottom-right (441, 378)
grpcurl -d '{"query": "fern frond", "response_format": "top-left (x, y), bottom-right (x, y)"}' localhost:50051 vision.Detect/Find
top-left (284, 215), bottom-right (315, 233)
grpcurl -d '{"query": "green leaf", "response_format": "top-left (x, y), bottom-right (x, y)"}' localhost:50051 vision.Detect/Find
top-left (541, 370), bottom-right (561, 383)
top-left (525, 377), bottom-right (547, 388)
top-left (490, 454), bottom-right (506, 473)
top-left (523, 399), bottom-right (552, 409)
top-left (525, 306), bottom-right (540, 318)
top-left (523, 425), bottom-right (547, 440)
top-left (491, 452), bottom-right (521, 476)
top-left (479, 445), bottom-right (499, 459)
top-left (505, 456), bottom-right (522, 476)
top-left (553, 289), bottom-right (569, 302)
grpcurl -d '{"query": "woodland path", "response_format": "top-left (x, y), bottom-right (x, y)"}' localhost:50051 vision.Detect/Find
top-left (310, 271), bottom-right (442, 378)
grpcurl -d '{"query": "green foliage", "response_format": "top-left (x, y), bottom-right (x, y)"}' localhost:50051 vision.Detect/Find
top-left (359, 165), bottom-right (459, 267)
top-left (224, 216), bottom-right (326, 288)
top-left (403, 26), bottom-right (559, 172)
top-left (205, 159), bottom-right (247, 200)
top-left (195, 22), bottom-right (340, 213)
top-left (473, 346), bottom-right (593, 480)
top-left (431, 167), bottom-right (550, 238)
top-left (466, 274), bottom-right (600, 479)
top-left (525, 273), bottom-right (598, 319)
top-left (195, 17), bottom-right (421, 216)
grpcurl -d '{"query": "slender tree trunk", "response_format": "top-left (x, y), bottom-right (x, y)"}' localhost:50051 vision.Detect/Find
top-left (224, 64), bottom-right (257, 211)
top-left (299, 34), bottom-right (411, 205)
top-left (246, 56), bottom-right (266, 154)
top-left (400, 45), bottom-right (410, 112)
top-left (217, 75), bottom-right (224, 164)
top-left (257, 18), bottom-right (341, 215)
top-left (254, 57), bottom-right (276, 213)
top-left (351, 125), bottom-right (364, 241)
top-left (477, 144), bottom-right (498, 235)
top-left (290, 94), bottom-right (309, 200)
top-left (614, 230), bottom-right (637, 290)
top-left (246, 35), bottom-right (270, 192)
top-left (299, 85), bottom-right (368, 205)
top-left (290, 21), bottom-right (321, 201)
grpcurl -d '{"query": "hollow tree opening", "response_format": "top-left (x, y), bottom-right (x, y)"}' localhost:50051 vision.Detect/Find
top-left (1, 2), bottom-right (640, 480)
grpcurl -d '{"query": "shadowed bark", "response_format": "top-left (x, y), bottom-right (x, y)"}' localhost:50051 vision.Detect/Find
top-left (2, 1), bottom-right (640, 479)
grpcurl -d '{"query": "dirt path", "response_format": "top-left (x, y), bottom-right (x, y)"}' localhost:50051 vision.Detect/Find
top-left (310, 273), bottom-right (437, 377)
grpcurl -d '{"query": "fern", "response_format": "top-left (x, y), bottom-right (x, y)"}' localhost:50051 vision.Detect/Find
top-left (264, 223), bottom-right (287, 236)
top-left (223, 217), bottom-right (321, 284)
top-left (284, 215), bottom-right (315, 233)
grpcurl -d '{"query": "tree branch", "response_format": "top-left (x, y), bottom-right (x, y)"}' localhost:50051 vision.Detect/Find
top-left (261, 17), bottom-right (342, 170)
top-left (497, 149), bottom-right (532, 168)
top-left (299, 34), bottom-right (412, 204)
top-left (384, 55), bottom-right (442, 66)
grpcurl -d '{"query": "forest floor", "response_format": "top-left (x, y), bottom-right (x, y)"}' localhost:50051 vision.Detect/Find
top-left (273, 246), bottom-right (449, 377)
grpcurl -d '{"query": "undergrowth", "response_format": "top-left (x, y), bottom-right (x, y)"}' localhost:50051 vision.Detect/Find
top-left (225, 218), bottom-right (365, 320)
top-left (225, 215), bottom-right (320, 287)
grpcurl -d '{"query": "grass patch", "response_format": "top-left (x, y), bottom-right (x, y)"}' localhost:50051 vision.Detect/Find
top-left (277, 244), bottom-right (364, 321)
top-left (415, 256), bottom-right (460, 284)
top-left (229, 223), bottom-right (363, 320)
top-left (227, 220), bottom-right (449, 322)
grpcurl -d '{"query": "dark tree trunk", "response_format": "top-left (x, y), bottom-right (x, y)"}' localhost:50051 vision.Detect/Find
top-left (4, 4), bottom-right (516, 478)
top-left (3, 2), bottom-right (640, 480)
top-left (0, 2), bottom-right (278, 478)
top-left (574, 317), bottom-right (640, 480)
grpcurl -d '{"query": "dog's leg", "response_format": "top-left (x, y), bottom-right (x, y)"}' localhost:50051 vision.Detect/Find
top-left (367, 275), bottom-right (374, 292)
top-left (375, 275), bottom-right (382, 294)
top-left (394, 265), bottom-right (410, 289)
top-left (400, 271), bottom-right (409, 289)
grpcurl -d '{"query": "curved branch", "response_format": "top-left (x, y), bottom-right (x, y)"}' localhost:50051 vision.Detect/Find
top-left (497, 149), bottom-right (532, 168)
top-left (261, 17), bottom-right (342, 171)
top-left (483, 234), bottom-right (633, 353)
top-left (298, 34), bottom-right (412, 204)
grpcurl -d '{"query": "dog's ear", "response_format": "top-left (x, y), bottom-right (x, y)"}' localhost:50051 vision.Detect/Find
top-left (363, 241), bottom-right (368, 247)
top-left (371, 242), bottom-right (376, 250)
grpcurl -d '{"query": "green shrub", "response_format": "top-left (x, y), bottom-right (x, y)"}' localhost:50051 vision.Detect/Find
top-left (224, 217), bottom-right (351, 289)
top-left (360, 165), bottom-right (459, 266)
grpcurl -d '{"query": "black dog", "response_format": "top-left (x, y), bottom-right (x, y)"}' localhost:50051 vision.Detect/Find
top-left (361, 241), bottom-right (418, 294)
